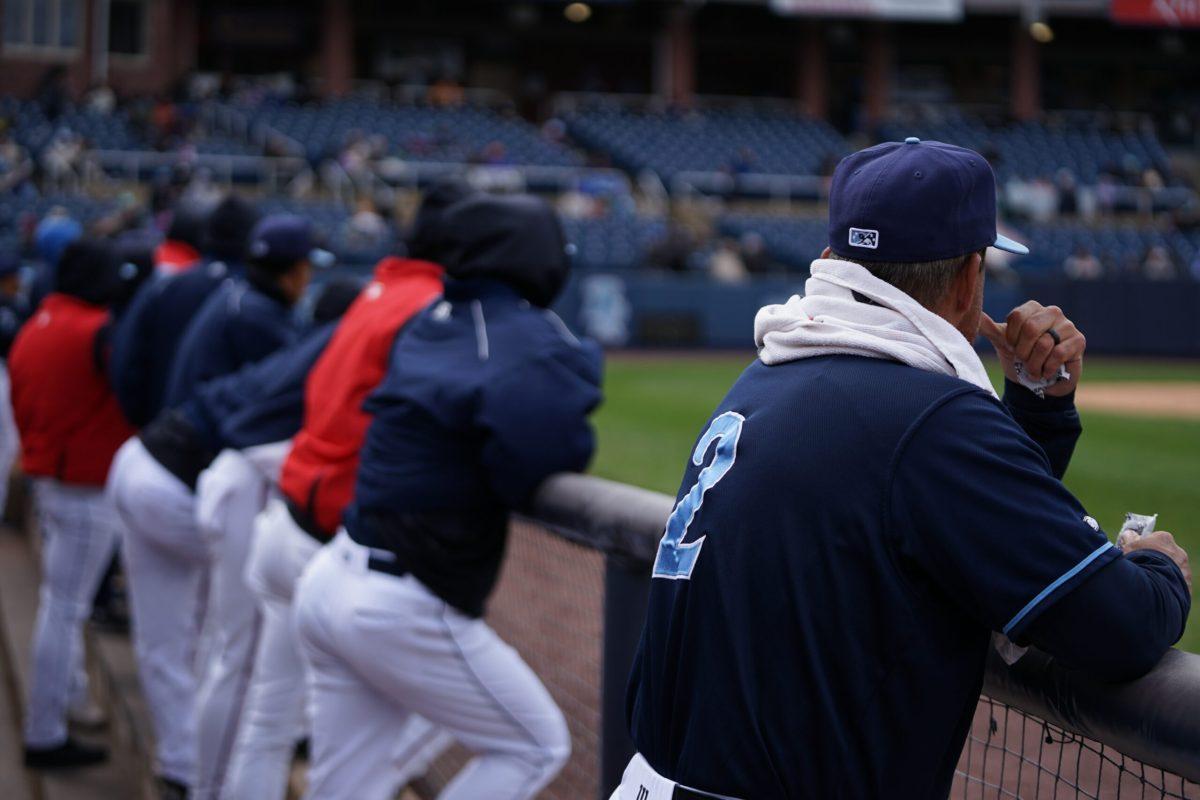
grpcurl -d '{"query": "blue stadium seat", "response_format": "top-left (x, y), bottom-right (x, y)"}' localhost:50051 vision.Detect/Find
top-left (248, 99), bottom-right (582, 167)
top-left (564, 106), bottom-right (847, 179)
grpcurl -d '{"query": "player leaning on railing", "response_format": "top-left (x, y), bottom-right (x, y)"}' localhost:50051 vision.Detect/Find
top-left (618, 139), bottom-right (1192, 800)
top-left (293, 192), bottom-right (603, 800)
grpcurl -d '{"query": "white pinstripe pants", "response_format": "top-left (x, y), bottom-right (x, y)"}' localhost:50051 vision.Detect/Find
top-left (24, 479), bottom-right (120, 747)
top-left (224, 498), bottom-right (451, 800)
top-left (294, 532), bottom-right (570, 800)
top-left (0, 364), bottom-right (19, 517)
top-left (193, 448), bottom-right (280, 800)
top-left (109, 437), bottom-right (205, 785)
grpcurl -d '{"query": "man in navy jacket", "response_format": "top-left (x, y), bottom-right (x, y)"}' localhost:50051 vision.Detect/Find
top-left (107, 214), bottom-right (329, 800)
top-left (616, 140), bottom-right (1191, 800)
top-left (187, 276), bottom-right (360, 800)
top-left (294, 193), bottom-right (603, 800)
top-left (109, 195), bottom-right (260, 428)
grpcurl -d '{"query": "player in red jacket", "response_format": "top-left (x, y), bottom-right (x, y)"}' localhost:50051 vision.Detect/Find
top-left (8, 239), bottom-right (137, 770)
top-left (222, 183), bottom-right (465, 800)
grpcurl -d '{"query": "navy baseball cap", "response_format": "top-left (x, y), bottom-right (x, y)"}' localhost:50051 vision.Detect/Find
top-left (248, 214), bottom-right (335, 271)
top-left (829, 138), bottom-right (1028, 263)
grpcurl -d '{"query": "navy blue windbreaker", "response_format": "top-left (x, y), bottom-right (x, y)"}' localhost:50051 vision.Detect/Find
top-left (109, 260), bottom-right (239, 427)
top-left (627, 355), bottom-right (1190, 800)
top-left (346, 278), bottom-right (603, 617)
top-left (185, 322), bottom-right (337, 453)
top-left (164, 271), bottom-right (299, 411)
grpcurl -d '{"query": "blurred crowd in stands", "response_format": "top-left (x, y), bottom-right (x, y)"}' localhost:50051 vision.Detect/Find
top-left (1, 72), bottom-right (1198, 285)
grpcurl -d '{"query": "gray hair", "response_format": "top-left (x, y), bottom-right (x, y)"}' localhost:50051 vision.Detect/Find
top-left (829, 249), bottom-right (984, 309)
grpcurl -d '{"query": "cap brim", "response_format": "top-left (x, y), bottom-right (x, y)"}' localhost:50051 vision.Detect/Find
top-left (309, 248), bottom-right (336, 270)
top-left (993, 233), bottom-right (1029, 256)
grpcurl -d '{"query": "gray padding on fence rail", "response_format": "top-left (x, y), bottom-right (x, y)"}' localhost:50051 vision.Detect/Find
top-left (984, 647), bottom-right (1200, 782)
top-left (529, 472), bottom-right (1200, 784)
top-left (529, 473), bottom-right (673, 567)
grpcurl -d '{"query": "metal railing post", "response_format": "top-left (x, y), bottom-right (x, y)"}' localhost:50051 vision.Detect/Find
top-left (600, 553), bottom-right (651, 799)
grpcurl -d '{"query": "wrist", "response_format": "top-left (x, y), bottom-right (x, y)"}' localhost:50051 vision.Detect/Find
top-left (1003, 378), bottom-right (1076, 411)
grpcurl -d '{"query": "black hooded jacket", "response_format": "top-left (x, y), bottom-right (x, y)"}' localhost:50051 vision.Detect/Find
top-left (437, 192), bottom-right (571, 308)
top-left (345, 193), bottom-right (602, 618)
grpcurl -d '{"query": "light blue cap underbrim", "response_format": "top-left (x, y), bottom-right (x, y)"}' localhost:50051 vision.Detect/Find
top-left (993, 233), bottom-right (1029, 256)
top-left (309, 248), bottom-right (336, 270)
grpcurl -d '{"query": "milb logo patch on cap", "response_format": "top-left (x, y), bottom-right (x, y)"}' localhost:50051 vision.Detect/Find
top-left (849, 227), bottom-right (879, 249)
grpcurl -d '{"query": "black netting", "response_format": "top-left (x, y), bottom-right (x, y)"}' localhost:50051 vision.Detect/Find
top-left (953, 697), bottom-right (1200, 799)
top-left (413, 521), bottom-right (1200, 800)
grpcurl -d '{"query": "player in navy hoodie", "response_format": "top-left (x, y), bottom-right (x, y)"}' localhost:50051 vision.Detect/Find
top-left (295, 193), bottom-right (603, 800)
top-left (108, 214), bottom-right (328, 799)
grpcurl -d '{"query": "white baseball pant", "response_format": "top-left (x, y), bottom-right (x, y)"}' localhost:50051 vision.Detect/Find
top-left (23, 479), bottom-right (120, 747)
top-left (223, 498), bottom-right (452, 800)
top-left (108, 437), bottom-right (206, 786)
top-left (193, 445), bottom-right (287, 800)
top-left (294, 531), bottom-right (570, 800)
top-left (0, 363), bottom-right (19, 517)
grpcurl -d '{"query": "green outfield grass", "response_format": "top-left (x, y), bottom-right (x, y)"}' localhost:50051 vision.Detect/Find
top-left (592, 353), bottom-right (1200, 652)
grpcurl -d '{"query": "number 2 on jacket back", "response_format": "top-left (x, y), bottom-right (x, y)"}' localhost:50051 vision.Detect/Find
top-left (652, 411), bottom-right (745, 580)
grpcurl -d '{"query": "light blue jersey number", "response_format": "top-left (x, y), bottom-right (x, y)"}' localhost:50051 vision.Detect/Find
top-left (652, 411), bottom-right (745, 580)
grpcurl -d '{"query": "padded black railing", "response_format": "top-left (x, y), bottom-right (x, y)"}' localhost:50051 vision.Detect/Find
top-left (526, 472), bottom-right (1200, 797)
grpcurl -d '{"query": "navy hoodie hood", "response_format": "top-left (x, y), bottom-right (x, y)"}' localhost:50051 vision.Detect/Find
top-left (406, 179), bottom-right (475, 264)
top-left (439, 193), bottom-right (570, 308)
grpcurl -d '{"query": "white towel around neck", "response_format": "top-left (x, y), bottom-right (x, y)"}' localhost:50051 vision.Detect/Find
top-left (756, 258), bottom-right (1043, 664)
top-left (754, 258), bottom-right (997, 397)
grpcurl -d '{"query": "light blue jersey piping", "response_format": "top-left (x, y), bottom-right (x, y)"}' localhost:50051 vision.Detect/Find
top-left (1002, 542), bottom-right (1116, 636)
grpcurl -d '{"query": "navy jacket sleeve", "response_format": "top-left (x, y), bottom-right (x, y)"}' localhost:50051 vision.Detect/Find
top-left (216, 324), bottom-right (335, 450)
top-left (1022, 549), bottom-right (1190, 681)
top-left (224, 306), bottom-right (297, 373)
top-left (1001, 379), bottom-right (1081, 480)
top-left (108, 283), bottom-right (158, 427)
top-left (477, 342), bottom-right (603, 510)
top-left (891, 390), bottom-right (1188, 671)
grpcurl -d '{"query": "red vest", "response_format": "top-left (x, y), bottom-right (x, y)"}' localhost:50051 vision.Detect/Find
top-left (9, 294), bottom-right (135, 485)
top-left (279, 257), bottom-right (443, 534)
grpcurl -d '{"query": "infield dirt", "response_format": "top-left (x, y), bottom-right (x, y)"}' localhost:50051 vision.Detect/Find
top-left (1077, 382), bottom-right (1200, 420)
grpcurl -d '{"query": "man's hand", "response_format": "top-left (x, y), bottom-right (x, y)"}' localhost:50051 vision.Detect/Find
top-left (978, 301), bottom-right (1085, 397)
top-left (1119, 530), bottom-right (1192, 595)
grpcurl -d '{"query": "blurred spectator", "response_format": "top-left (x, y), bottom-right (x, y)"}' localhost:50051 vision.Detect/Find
top-left (0, 131), bottom-right (32, 194)
top-left (1142, 246), bottom-right (1176, 281)
top-left (42, 131), bottom-right (87, 191)
top-left (180, 168), bottom-right (224, 210)
top-left (34, 67), bottom-right (68, 121)
top-left (647, 224), bottom-right (697, 273)
top-left (150, 95), bottom-right (182, 149)
top-left (342, 197), bottom-right (391, 251)
top-left (1063, 246), bottom-right (1104, 280)
top-left (85, 83), bottom-right (117, 115)
top-left (740, 232), bottom-right (771, 275)
top-left (1055, 170), bottom-right (1078, 216)
top-left (710, 239), bottom-right (748, 283)
top-left (428, 76), bottom-right (465, 107)
top-left (1005, 176), bottom-right (1058, 222)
